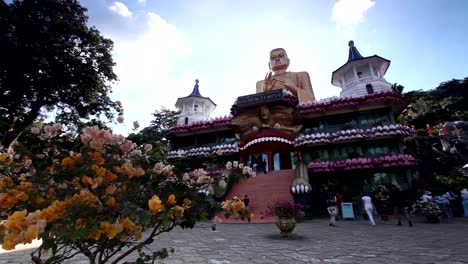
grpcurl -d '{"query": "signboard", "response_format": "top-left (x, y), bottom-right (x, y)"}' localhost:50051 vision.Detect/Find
top-left (236, 89), bottom-right (283, 108)
top-left (341, 202), bottom-right (355, 220)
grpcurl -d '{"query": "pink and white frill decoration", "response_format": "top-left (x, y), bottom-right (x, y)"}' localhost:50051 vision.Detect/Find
top-left (282, 89), bottom-right (299, 105)
top-left (297, 91), bottom-right (407, 114)
top-left (294, 124), bottom-right (412, 146)
top-left (168, 116), bottom-right (232, 134)
top-left (307, 154), bottom-right (417, 172)
top-left (166, 143), bottom-right (238, 159)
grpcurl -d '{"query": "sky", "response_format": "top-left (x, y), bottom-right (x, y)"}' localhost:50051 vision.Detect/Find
top-left (77, 0), bottom-right (468, 135)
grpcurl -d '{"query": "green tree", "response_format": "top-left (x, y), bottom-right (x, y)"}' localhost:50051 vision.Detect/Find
top-left (398, 78), bottom-right (468, 127)
top-left (127, 108), bottom-right (180, 161)
top-left (0, 0), bottom-right (122, 149)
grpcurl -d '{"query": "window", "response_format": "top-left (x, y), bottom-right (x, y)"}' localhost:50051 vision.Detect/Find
top-left (194, 105), bottom-right (199, 112)
top-left (184, 117), bottom-right (189, 125)
top-left (366, 84), bottom-right (374, 94)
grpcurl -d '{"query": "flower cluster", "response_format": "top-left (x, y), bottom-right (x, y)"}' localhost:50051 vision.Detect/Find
top-left (411, 199), bottom-right (441, 217)
top-left (221, 196), bottom-right (253, 222)
top-left (0, 124), bottom-right (229, 263)
top-left (308, 154), bottom-right (417, 172)
top-left (297, 91), bottom-right (407, 114)
top-left (166, 143), bottom-right (238, 159)
top-left (30, 123), bottom-right (63, 140)
top-left (294, 124), bottom-right (412, 146)
top-left (168, 116), bottom-right (232, 134)
top-left (225, 161), bottom-right (256, 178)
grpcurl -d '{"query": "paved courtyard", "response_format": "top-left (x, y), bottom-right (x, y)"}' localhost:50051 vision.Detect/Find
top-left (0, 217), bottom-right (467, 264)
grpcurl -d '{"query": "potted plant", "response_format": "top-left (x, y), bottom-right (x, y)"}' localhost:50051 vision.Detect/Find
top-left (294, 203), bottom-right (306, 222)
top-left (273, 201), bottom-right (297, 237)
top-left (411, 199), bottom-right (441, 223)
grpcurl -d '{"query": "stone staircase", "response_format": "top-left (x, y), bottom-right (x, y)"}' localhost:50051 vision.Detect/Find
top-left (217, 169), bottom-right (295, 223)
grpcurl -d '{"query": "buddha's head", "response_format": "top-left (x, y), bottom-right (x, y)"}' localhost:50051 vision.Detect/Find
top-left (269, 48), bottom-right (290, 72)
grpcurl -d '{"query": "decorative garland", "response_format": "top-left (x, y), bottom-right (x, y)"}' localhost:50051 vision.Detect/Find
top-left (297, 91), bottom-right (407, 114)
top-left (307, 154), bottom-right (417, 172)
top-left (166, 143), bottom-right (238, 159)
top-left (168, 116), bottom-right (232, 134)
top-left (294, 124), bottom-right (412, 146)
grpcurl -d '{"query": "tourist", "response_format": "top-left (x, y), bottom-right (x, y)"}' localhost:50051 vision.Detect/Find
top-left (435, 194), bottom-right (451, 219)
top-left (262, 159), bottom-right (267, 174)
top-left (461, 188), bottom-right (468, 217)
top-left (243, 194), bottom-right (250, 209)
top-left (335, 192), bottom-right (343, 220)
top-left (422, 191), bottom-right (433, 202)
top-left (256, 48), bottom-right (315, 103)
top-left (391, 185), bottom-right (413, 226)
top-left (445, 190), bottom-right (457, 217)
top-left (362, 193), bottom-right (376, 226)
top-left (327, 194), bottom-right (337, 227)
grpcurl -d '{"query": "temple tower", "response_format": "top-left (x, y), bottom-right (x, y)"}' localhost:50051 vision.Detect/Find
top-left (332, 41), bottom-right (392, 97)
top-left (175, 79), bottom-right (216, 125)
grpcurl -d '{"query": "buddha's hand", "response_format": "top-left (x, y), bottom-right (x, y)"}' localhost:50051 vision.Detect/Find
top-left (274, 77), bottom-right (298, 96)
top-left (262, 71), bottom-right (275, 91)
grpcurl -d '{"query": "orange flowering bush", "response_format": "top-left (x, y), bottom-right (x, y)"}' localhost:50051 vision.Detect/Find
top-left (222, 196), bottom-right (253, 222)
top-left (0, 124), bottom-right (224, 264)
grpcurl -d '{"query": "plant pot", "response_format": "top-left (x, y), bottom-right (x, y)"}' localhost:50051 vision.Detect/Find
top-left (426, 215), bottom-right (440, 223)
top-left (276, 217), bottom-right (296, 237)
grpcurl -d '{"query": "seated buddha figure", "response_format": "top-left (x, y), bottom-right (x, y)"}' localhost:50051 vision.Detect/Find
top-left (256, 48), bottom-right (315, 103)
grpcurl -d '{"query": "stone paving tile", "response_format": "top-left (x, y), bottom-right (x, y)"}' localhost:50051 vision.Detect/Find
top-left (0, 217), bottom-right (468, 263)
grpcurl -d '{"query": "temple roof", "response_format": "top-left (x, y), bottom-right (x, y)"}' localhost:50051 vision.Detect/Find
top-left (175, 79), bottom-right (216, 109)
top-left (331, 40), bottom-right (391, 87)
top-left (190, 79), bottom-right (202, 97)
top-left (348, 40), bottom-right (363, 62)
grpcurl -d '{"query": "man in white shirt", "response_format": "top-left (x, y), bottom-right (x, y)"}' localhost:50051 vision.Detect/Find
top-left (362, 194), bottom-right (376, 226)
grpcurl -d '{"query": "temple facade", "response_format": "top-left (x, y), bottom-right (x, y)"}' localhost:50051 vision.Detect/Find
top-left (166, 41), bottom-right (417, 219)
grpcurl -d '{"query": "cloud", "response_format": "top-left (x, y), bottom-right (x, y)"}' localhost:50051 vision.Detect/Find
top-left (137, 0), bottom-right (147, 4)
top-left (108, 1), bottom-right (133, 17)
top-left (332, 0), bottom-right (375, 26)
top-left (107, 12), bottom-right (192, 135)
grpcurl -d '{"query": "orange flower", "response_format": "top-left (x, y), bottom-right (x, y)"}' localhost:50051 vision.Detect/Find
top-left (233, 200), bottom-right (244, 212)
top-left (1, 237), bottom-right (16, 250)
top-left (24, 225), bottom-right (39, 243)
top-left (75, 218), bottom-right (86, 229)
top-left (167, 194), bottom-right (176, 206)
top-left (35, 197), bottom-right (46, 205)
top-left (89, 230), bottom-right (101, 240)
top-left (106, 197), bottom-right (116, 207)
top-left (105, 185), bottom-right (117, 195)
top-left (183, 198), bottom-right (192, 207)
top-left (62, 157), bottom-right (76, 168)
top-left (148, 195), bottom-right (162, 214)
top-left (88, 152), bottom-right (105, 165)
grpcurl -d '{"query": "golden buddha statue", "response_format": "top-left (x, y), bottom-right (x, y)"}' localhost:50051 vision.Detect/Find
top-left (256, 48), bottom-right (315, 103)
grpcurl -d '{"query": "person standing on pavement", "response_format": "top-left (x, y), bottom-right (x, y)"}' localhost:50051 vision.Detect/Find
top-left (391, 185), bottom-right (413, 226)
top-left (362, 193), bottom-right (376, 226)
top-left (327, 194), bottom-right (337, 227)
top-left (461, 188), bottom-right (468, 217)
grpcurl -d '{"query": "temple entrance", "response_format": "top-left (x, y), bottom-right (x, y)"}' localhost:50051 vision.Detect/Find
top-left (246, 153), bottom-right (269, 174)
top-left (272, 152), bottom-right (296, 171)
